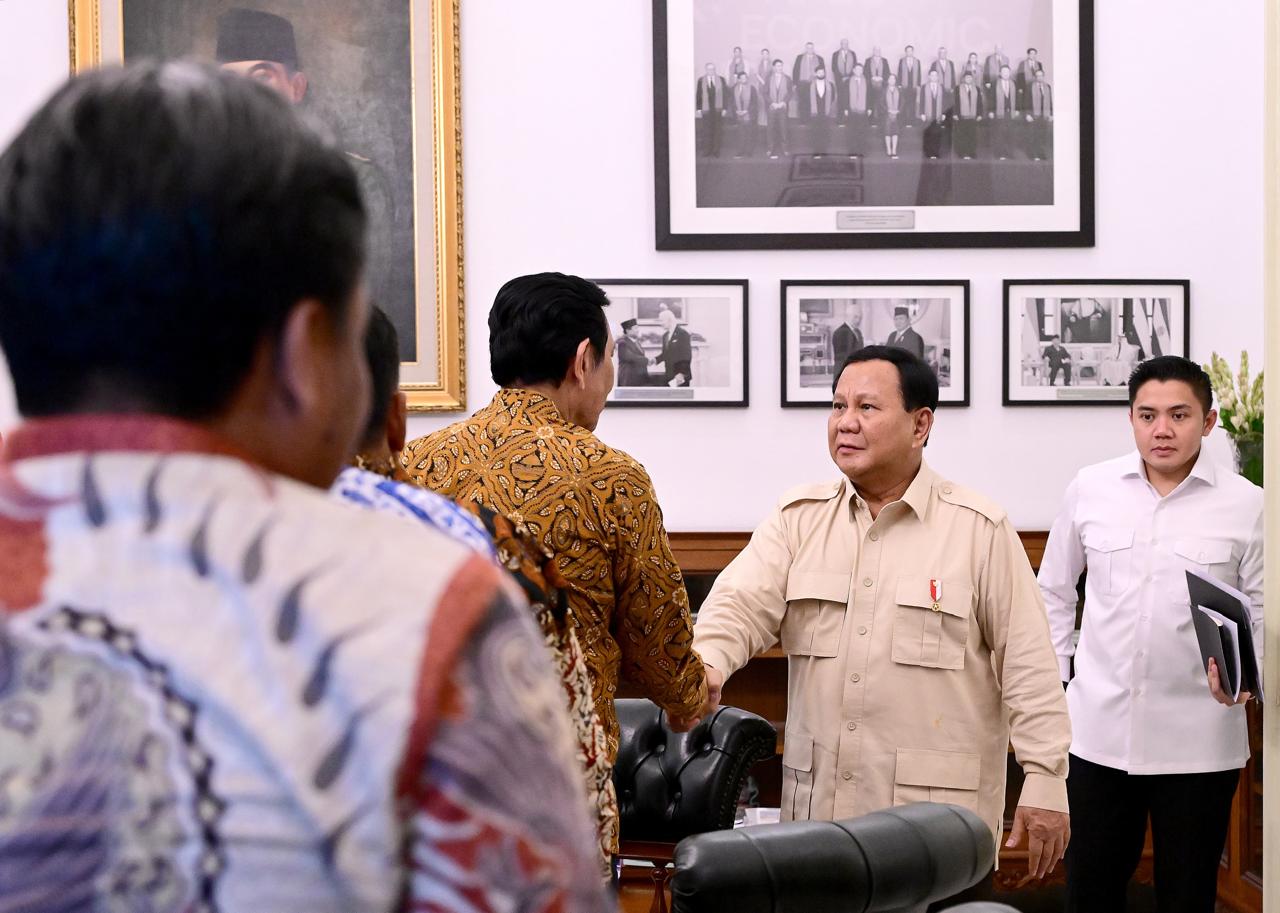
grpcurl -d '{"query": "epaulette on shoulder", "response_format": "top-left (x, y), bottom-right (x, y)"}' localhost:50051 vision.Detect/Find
top-left (779, 480), bottom-right (843, 509)
top-left (936, 480), bottom-right (1007, 524)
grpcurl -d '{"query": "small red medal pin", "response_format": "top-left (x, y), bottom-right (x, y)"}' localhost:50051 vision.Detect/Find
top-left (929, 578), bottom-right (942, 612)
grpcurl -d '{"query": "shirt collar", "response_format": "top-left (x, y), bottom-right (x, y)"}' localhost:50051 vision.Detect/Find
top-left (843, 459), bottom-right (935, 521)
top-left (2, 414), bottom-right (253, 464)
top-left (1122, 447), bottom-right (1218, 488)
top-left (493, 386), bottom-right (573, 427)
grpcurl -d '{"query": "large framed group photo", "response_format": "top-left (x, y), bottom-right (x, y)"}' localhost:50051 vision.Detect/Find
top-left (70, 0), bottom-right (466, 410)
top-left (654, 0), bottom-right (1094, 249)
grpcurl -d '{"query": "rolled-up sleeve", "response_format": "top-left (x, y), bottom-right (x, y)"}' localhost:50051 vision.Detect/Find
top-left (979, 518), bottom-right (1072, 813)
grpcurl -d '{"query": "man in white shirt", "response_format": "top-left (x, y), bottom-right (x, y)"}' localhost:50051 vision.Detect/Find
top-left (1038, 355), bottom-right (1264, 913)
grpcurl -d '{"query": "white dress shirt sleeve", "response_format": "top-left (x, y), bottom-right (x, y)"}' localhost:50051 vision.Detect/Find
top-left (1240, 506), bottom-right (1266, 678)
top-left (1038, 477), bottom-right (1086, 682)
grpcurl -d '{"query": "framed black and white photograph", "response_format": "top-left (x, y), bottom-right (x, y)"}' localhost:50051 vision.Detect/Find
top-left (654, 0), bottom-right (1094, 250)
top-left (782, 280), bottom-right (969, 406)
top-left (1003, 280), bottom-right (1190, 405)
top-left (595, 280), bottom-right (749, 407)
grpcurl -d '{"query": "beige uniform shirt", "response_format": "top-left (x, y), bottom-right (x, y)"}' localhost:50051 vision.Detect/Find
top-left (693, 461), bottom-right (1070, 849)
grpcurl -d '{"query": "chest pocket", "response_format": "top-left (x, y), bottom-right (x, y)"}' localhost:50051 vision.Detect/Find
top-left (1082, 526), bottom-right (1134, 595)
top-left (890, 576), bottom-right (974, 670)
top-left (1168, 538), bottom-right (1236, 601)
top-left (780, 571), bottom-right (850, 658)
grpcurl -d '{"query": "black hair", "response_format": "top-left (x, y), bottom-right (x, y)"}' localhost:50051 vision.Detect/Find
top-left (1028, 47), bottom-right (1038, 54)
top-left (772, 58), bottom-right (784, 66)
top-left (905, 45), bottom-right (915, 51)
top-left (489, 272), bottom-right (610, 387)
top-left (1128, 355), bottom-right (1213, 413)
top-left (361, 306), bottom-right (400, 447)
top-left (0, 62), bottom-right (365, 418)
top-left (833, 345), bottom-right (940, 412)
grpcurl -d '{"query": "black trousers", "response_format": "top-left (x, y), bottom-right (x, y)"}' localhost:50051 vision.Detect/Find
top-left (699, 110), bottom-right (723, 157)
top-left (1065, 753), bottom-right (1239, 913)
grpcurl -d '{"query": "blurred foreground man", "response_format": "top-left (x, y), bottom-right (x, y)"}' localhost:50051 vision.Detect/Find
top-left (403, 273), bottom-right (709, 863)
top-left (0, 64), bottom-right (606, 912)
top-left (693, 347), bottom-right (1071, 907)
top-left (1039, 356), bottom-right (1263, 913)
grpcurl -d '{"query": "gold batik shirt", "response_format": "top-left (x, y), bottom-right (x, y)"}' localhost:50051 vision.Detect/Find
top-left (403, 388), bottom-right (708, 770)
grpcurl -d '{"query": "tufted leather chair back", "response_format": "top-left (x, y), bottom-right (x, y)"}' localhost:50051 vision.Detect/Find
top-left (670, 802), bottom-right (995, 913)
top-left (613, 699), bottom-right (777, 843)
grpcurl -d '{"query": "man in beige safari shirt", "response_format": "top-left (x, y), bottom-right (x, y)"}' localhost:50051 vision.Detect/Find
top-left (693, 346), bottom-right (1072, 895)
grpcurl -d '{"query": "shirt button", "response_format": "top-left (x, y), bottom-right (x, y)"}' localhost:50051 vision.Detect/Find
top-left (942, 486), bottom-right (953, 494)
top-left (847, 721), bottom-right (857, 731)
top-left (869, 532), bottom-right (879, 541)
top-left (863, 578), bottom-right (874, 587)
top-left (842, 770), bottom-right (854, 780)
top-left (851, 672), bottom-right (861, 683)
top-left (858, 626), bottom-right (868, 635)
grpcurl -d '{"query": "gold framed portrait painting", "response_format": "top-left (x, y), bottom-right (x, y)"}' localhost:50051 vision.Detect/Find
top-left (69, 0), bottom-right (465, 411)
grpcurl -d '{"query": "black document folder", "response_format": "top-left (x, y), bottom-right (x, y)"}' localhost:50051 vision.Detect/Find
top-left (1186, 570), bottom-right (1262, 701)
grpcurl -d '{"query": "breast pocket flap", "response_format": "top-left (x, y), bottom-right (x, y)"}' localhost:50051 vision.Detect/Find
top-left (894, 747), bottom-right (980, 790)
top-left (1082, 526), bottom-right (1134, 553)
top-left (785, 571), bottom-right (850, 603)
top-left (894, 576), bottom-right (971, 619)
top-left (1173, 538), bottom-right (1233, 565)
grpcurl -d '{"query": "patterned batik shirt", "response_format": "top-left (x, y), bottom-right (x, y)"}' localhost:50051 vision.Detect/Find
top-left (0, 416), bottom-right (610, 913)
top-left (403, 388), bottom-right (708, 763)
top-left (333, 464), bottom-right (620, 869)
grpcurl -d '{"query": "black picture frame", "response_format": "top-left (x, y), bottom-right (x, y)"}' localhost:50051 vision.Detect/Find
top-left (1002, 279), bottom-right (1192, 406)
top-left (593, 279), bottom-right (750, 407)
top-left (781, 279), bottom-right (971, 407)
top-left (653, 0), bottom-right (1095, 250)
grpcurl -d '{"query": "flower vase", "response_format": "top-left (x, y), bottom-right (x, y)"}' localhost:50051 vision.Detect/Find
top-left (1232, 435), bottom-right (1264, 488)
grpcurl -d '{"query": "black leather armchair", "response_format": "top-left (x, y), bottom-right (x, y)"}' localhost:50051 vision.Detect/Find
top-left (614, 699), bottom-right (777, 911)
top-left (670, 802), bottom-right (995, 913)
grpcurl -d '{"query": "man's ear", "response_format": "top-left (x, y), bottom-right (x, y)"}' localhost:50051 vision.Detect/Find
top-left (913, 407), bottom-right (935, 448)
top-left (386, 390), bottom-right (408, 453)
top-left (274, 298), bottom-right (329, 419)
top-left (569, 338), bottom-right (593, 389)
top-left (1203, 408), bottom-right (1219, 437)
top-left (288, 70), bottom-right (309, 104)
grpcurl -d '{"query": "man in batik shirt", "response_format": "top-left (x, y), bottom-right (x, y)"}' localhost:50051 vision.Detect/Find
top-left (0, 63), bottom-right (608, 913)
top-left (334, 306), bottom-right (619, 876)
top-left (403, 274), bottom-right (710, 860)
